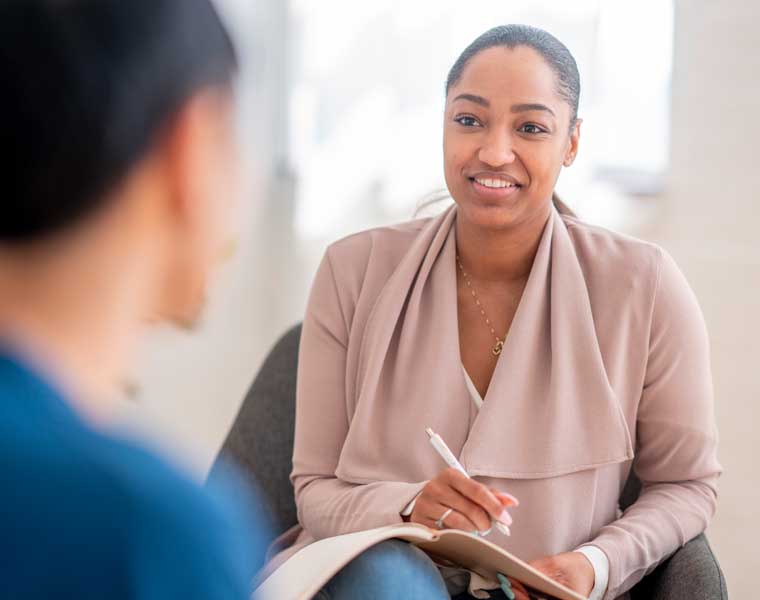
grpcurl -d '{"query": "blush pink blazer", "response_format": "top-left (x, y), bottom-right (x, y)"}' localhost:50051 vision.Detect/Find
top-left (270, 205), bottom-right (721, 600)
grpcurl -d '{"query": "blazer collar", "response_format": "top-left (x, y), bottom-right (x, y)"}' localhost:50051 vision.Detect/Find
top-left (337, 205), bottom-right (633, 483)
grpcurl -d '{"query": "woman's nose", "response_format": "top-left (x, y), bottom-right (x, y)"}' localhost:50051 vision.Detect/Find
top-left (478, 129), bottom-right (516, 167)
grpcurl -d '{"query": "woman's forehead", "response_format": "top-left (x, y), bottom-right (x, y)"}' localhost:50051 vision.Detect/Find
top-left (448, 45), bottom-right (562, 111)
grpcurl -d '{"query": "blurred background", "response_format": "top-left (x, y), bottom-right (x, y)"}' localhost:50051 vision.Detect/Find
top-left (119, 0), bottom-right (758, 596)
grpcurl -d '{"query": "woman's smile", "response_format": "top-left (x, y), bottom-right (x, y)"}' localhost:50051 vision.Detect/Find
top-left (468, 172), bottom-right (524, 202)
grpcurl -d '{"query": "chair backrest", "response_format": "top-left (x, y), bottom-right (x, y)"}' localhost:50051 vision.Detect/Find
top-left (209, 323), bottom-right (642, 537)
top-left (208, 323), bottom-right (302, 538)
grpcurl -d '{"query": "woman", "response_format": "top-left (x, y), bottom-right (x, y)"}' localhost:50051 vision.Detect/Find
top-left (0, 1), bottom-right (268, 597)
top-left (277, 25), bottom-right (721, 600)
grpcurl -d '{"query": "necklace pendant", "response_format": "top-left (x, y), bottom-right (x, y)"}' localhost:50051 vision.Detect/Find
top-left (492, 340), bottom-right (504, 356)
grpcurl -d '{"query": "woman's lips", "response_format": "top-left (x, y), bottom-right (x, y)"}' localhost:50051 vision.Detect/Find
top-left (469, 177), bottom-right (522, 200)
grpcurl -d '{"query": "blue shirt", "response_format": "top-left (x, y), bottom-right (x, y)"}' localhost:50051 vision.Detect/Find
top-left (0, 351), bottom-right (269, 599)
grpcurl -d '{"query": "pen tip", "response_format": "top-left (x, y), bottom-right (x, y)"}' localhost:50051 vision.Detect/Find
top-left (425, 427), bottom-right (434, 438)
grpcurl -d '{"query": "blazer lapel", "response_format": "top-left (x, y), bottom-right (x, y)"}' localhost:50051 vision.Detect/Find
top-left (336, 204), bottom-right (633, 485)
top-left (338, 206), bottom-right (469, 483)
top-left (460, 207), bottom-right (634, 478)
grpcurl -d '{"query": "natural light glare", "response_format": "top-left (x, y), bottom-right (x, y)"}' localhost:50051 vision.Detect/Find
top-left (288, 0), bottom-right (674, 238)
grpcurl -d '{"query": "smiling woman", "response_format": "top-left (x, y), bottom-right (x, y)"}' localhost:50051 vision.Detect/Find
top-left (443, 28), bottom-right (580, 234)
top-left (270, 24), bottom-right (721, 600)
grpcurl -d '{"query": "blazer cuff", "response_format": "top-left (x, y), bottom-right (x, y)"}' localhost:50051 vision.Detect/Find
top-left (400, 489), bottom-right (425, 516)
top-left (577, 537), bottom-right (621, 600)
top-left (574, 545), bottom-right (609, 600)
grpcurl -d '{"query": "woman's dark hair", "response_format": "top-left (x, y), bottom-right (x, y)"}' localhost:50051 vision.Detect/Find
top-left (0, 0), bottom-right (238, 243)
top-left (446, 24), bottom-right (580, 128)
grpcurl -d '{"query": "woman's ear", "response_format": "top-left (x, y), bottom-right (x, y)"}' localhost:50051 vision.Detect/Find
top-left (563, 118), bottom-right (582, 167)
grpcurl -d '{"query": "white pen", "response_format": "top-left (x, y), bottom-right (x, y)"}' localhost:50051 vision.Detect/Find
top-left (426, 427), bottom-right (513, 536)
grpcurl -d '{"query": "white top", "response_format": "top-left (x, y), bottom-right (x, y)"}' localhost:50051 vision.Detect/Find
top-left (402, 366), bottom-right (609, 600)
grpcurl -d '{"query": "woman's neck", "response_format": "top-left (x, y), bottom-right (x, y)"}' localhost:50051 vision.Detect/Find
top-left (454, 202), bottom-right (552, 284)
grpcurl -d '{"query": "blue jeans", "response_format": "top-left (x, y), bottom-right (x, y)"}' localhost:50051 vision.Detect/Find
top-left (316, 539), bottom-right (449, 599)
top-left (315, 539), bottom-right (513, 599)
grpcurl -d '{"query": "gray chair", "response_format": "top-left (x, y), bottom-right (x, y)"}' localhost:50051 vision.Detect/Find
top-left (210, 324), bottom-right (727, 600)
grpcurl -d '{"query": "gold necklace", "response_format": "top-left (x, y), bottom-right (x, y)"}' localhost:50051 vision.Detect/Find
top-left (456, 254), bottom-right (505, 356)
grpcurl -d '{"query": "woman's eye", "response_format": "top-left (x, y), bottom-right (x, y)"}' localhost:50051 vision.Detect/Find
top-left (519, 123), bottom-right (546, 134)
top-left (454, 115), bottom-right (481, 127)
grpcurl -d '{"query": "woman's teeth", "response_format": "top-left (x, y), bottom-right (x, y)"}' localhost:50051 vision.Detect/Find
top-left (474, 178), bottom-right (518, 189)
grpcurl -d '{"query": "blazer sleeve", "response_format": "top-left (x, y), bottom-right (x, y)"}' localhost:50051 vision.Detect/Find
top-left (578, 248), bottom-right (722, 600)
top-left (290, 249), bottom-right (427, 540)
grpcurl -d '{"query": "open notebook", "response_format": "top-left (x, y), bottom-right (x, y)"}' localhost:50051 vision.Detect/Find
top-left (255, 523), bottom-right (587, 600)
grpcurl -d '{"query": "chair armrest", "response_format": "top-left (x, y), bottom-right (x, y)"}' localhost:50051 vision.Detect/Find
top-left (631, 533), bottom-right (727, 600)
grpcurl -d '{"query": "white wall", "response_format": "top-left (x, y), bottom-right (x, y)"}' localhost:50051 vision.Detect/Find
top-left (655, 1), bottom-right (760, 595)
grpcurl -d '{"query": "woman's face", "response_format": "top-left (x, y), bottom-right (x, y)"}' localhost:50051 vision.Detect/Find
top-left (443, 45), bottom-right (580, 231)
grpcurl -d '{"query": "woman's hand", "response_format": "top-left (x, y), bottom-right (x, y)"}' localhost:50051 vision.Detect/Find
top-left (503, 551), bottom-right (595, 599)
top-left (528, 552), bottom-right (595, 596)
top-left (408, 467), bottom-right (517, 533)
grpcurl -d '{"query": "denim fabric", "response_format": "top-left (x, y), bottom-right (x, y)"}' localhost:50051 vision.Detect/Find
top-left (315, 539), bottom-right (450, 600)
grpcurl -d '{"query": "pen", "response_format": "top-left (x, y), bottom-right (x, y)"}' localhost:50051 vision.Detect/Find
top-left (425, 427), bottom-right (515, 536)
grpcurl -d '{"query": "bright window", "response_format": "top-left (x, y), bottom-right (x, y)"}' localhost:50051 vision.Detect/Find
top-left (288, 0), bottom-right (674, 238)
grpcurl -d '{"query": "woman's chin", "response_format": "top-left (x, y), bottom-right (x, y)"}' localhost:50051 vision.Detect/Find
top-left (455, 198), bottom-right (528, 230)
top-left (452, 187), bottom-right (553, 232)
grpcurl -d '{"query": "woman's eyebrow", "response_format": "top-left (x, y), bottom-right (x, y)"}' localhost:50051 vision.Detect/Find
top-left (511, 103), bottom-right (556, 117)
top-left (452, 93), bottom-right (490, 107)
top-left (451, 94), bottom-right (556, 118)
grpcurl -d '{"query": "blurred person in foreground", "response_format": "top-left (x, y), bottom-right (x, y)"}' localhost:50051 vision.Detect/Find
top-left (0, 1), bottom-right (269, 597)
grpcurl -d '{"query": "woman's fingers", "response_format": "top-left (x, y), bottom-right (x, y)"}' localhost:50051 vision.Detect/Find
top-left (415, 483), bottom-right (487, 531)
top-left (508, 578), bottom-right (531, 600)
top-left (492, 489), bottom-right (520, 507)
top-left (490, 488), bottom-right (519, 528)
top-left (412, 469), bottom-right (521, 533)
top-left (443, 469), bottom-right (504, 520)
top-left (414, 496), bottom-right (481, 532)
top-left (426, 478), bottom-right (494, 531)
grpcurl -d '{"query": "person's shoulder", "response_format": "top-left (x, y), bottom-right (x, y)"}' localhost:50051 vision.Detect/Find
top-left (0, 359), bottom-right (267, 596)
top-left (93, 433), bottom-right (262, 546)
top-left (0, 412), bottom-right (263, 596)
top-left (73, 432), bottom-right (267, 593)
top-left (317, 214), bottom-right (436, 301)
top-left (95, 435), bottom-right (217, 516)
top-left (561, 212), bottom-right (663, 262)
top-left (27, 423), bottom-right (253, 540)
top-left (324, 214), bottom-right (433, 268)
top-left (561, 212), bottom-right (664, 283)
